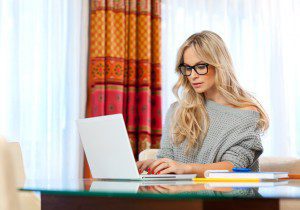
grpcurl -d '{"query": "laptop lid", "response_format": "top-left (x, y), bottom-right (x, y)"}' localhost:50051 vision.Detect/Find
top-left (77, 114), bottom-right (140, 179)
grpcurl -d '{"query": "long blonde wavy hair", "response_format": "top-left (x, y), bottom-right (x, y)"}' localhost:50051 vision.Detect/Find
top-left (171, 31), bottom-right (269, 153)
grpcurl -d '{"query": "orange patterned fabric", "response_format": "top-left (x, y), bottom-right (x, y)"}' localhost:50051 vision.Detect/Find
top-left (85, 0), bottom-right (162, 178)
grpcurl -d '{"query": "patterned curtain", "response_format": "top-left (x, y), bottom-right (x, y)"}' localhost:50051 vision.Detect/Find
top-left (85, 0), bottom-right (162, 178)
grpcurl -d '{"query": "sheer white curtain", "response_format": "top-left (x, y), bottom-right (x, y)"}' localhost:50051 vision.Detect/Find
top-left (0, 0), bottom-right (89, 179)
top-left (162, 0), bottom-right (300, 157)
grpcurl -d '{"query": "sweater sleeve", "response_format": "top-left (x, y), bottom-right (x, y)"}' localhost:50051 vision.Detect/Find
top-left (156, 102), bottom-right (178, 159)
top-left (219, 121), bottom-right (263, 169)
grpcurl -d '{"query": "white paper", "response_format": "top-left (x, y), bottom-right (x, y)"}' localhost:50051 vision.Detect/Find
top-left (204, 170), bottom-right (229, 178)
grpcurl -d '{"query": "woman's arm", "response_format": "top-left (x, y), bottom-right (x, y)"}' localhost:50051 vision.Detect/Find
top-left (149, 158), bottom-right (234, 177)
top-left (156, 103), bottom-right (178, 160)
top-left (186, 161), bottom-right (234, 177)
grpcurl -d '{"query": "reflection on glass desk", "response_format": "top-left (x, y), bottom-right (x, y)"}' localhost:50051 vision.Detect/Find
top-left (22, 179), bottom-right (300, 199)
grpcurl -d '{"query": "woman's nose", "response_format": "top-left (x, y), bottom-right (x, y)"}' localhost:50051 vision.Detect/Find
top-left (190, 69), bottom-right (199, 78)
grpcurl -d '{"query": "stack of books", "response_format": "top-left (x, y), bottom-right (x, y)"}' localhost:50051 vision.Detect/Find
top-left (193, 169), bottom-right (289, 188)
top-left (193, 169), bottom-right (289, 183)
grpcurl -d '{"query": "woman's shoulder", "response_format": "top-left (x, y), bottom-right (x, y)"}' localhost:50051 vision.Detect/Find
top-left (205, 100), bottom-right (260, 120)
top-left (239, 105), bottom-right (259, 112)
top-left (164, 102), bottom-right (179, 119)
top-left (170, 101), bottom-right (179, 107)
top-left (167, 101), bottom-right (179, 112)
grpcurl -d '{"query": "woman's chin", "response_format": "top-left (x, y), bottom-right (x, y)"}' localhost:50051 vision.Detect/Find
top-left (193, 87), bottom-right (206, 94)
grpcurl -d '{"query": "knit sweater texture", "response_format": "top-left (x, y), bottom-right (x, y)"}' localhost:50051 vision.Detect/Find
top-left (156, 99), bottom-right (263, 171)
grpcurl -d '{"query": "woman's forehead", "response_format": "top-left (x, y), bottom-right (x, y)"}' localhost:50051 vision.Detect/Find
top-left (183, 47), bottom-right (204, 65)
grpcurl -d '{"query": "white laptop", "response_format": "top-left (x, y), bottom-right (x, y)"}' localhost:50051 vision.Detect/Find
top-left (77, 114), bottom-right (196, 181)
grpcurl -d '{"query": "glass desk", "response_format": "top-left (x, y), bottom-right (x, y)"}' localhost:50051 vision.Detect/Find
top-left (22, 179), bottom-right (300, 210)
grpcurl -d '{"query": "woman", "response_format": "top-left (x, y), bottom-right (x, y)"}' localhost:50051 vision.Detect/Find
top-left (137, 31), bottom-right (269, 177)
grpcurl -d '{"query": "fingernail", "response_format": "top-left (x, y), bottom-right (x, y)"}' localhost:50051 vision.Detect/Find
top-left (158, 171), bottom-right (160, 174)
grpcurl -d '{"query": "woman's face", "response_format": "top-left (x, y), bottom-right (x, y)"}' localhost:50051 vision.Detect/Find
top-left (182, 47), bottom-right (216, 94)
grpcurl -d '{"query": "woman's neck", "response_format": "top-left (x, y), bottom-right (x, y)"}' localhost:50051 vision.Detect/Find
top-left (204, 86), bottom-right (229, 106)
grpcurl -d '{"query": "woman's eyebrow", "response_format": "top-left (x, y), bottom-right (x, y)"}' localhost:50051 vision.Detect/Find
top-left (183, 61), bottom-right (205, 66)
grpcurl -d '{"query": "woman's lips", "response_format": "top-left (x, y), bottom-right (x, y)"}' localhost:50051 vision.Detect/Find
top-left (192, 82), bottom-right (204, 88)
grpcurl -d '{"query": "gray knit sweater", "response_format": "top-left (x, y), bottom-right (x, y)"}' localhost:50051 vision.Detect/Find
top-left (157, 99), bottom-right (263, 172)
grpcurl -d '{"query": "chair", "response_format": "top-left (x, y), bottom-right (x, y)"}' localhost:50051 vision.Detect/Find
top-left (139, 149), bottom-right (159, 161)
top-left (8, 142), bottom-right (41, 210)
top-left (259, 157), bottom-right (300, 174)
top-left (0, 136), bottom-right (41, 210)
top-left (259, 157), bottom-right (300, 210)
top-left (8, 142), bottom-right (26, 188)
top-left (0, 136), bottom-right (20, 210)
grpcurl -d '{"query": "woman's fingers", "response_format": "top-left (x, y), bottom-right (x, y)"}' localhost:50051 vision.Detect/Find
top-left (136, 161), bottom-right (143, 168)
top-left (153, 162), bottom-right (170, 174)
top-left (157, 166), bottom-right (174, 175)
top-left (148, 158), bottom-right (171, 173)
top-left (141, 163), bottom-right (151, 173)
top-left (152, 185), bottom-right (168, 193)
top-left (148, 159), bottom-right (164, 174)
top-left (137, 158), bottom-right (173, 174)
top-left (137, 159), bottom-right (155, 173)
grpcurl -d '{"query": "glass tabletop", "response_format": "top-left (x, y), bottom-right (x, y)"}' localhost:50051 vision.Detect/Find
top-left (21, 179), bottom-right (300, 199)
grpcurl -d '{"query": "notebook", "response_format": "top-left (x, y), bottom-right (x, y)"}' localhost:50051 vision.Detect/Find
top-left (204, 170), bottom-right (288, 179)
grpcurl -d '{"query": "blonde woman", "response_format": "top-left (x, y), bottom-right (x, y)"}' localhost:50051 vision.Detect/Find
top-left (137, 31), bottom-right (269, 177)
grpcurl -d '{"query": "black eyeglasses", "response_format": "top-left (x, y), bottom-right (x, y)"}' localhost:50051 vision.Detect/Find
top-left (178, 63), bottom-right (209, 76)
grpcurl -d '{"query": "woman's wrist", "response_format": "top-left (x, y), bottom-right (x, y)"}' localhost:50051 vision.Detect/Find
top-left (184, 163), bottom-right (198, 174)
top-left (184, 163), bottom-right (204, 177)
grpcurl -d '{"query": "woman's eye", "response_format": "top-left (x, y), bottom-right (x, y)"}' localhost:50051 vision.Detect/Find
top-left (195, 65), bottom-right (206, 70)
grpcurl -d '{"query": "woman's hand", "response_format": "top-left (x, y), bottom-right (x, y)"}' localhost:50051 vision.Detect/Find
top-left (138, 184), bottom-right (232, 194)
top-left (148, 158), bottom-right (191, 175)
top-left (136, 159), bottom-right (156, 174)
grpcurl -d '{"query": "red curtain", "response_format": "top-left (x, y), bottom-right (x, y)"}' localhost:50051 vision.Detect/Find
top-left (85, 0), bottom-right (162, 178)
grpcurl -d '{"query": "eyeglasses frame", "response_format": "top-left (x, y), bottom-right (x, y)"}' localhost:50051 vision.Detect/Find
top-left (178, 63), bottom-right (209, 76)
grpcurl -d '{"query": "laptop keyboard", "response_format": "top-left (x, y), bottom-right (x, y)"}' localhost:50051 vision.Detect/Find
top-left (140, 174), bottom-right (177, 179)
